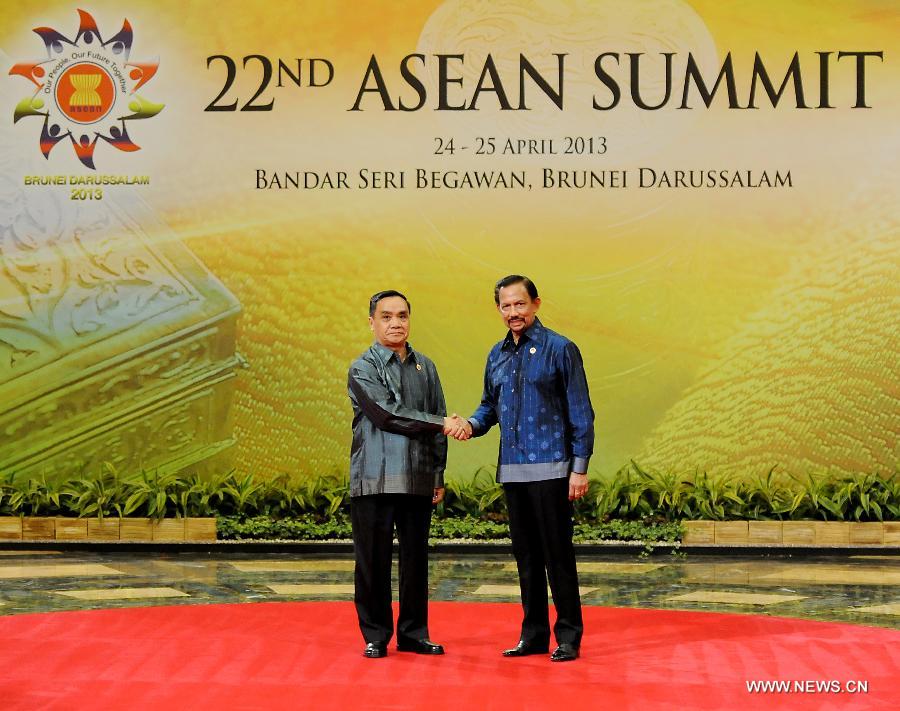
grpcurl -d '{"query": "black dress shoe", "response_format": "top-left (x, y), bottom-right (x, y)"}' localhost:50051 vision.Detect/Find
top-left (502, 640), bottom-right (550, 657)
top-left (550, 643), bottom-right (579, 662)
top-left (396, 638), bottom-right (445, 655)
top-left (363, 641), bottom-right (387, 658)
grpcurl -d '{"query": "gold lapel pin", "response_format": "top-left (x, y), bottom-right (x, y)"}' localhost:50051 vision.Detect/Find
top-left (529, 347), bottom-right (537, 354)
top-left (416, 363), bottom-right (422, 371)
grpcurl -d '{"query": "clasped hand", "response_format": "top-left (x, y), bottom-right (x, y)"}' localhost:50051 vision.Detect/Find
top-left (443, 414), bottom-right (473, 441)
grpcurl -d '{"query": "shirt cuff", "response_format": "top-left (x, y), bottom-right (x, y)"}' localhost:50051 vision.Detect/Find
top-left (467, 417), bottom-right (481, 435)
top-left (572, 456), bottom-right (590, 474)
top-left (424, 413), bottom-right (445, 427)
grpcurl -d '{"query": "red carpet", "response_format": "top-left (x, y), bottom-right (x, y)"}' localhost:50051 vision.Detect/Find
top-left (0, 601), bottom-right (897, 710)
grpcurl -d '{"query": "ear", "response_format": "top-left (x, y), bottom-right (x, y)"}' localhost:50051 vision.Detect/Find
top-left (368, 316), bottom-right (375, 332)
top-left (533, 297), bottom-right (541, 311)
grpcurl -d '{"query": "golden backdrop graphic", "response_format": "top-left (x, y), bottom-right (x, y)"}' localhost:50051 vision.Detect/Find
top-left (0, 0), bottom-right (897, 482)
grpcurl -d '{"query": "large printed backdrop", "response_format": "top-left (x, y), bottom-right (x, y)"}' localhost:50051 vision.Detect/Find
top-left (1, 1), bottom-right (898, 480)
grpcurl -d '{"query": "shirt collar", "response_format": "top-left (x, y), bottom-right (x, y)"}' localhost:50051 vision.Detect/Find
top-left (371, 341), bottom-right (416, 364)
top-left (502, 316), bottom-right (545, 349)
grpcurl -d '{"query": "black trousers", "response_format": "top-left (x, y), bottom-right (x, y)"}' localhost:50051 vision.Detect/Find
top-left (351, 494), bottom-right (433, 644)
top-left (504, 478), bottom-right (583, 648)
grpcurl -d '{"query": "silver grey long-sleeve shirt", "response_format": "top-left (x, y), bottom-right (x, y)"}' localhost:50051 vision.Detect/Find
top-left (347, 342), bottom-right (447, 498)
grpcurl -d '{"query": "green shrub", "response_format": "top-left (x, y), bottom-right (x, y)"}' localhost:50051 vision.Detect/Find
top-left (0, 465), bottom-right (895, 534)
top-left (218, 513), bottom-right (353, 540)
top-left (440, 466), bottom-right (506, 519)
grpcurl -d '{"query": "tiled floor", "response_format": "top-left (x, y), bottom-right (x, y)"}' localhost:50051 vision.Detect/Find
top-left (0, 548), bottom-right (898, 629)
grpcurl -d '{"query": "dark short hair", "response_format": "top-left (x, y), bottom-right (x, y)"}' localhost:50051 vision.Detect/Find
top-left (494, 275), bottom-right (538, 304)
top-left (369, 290), bottom-right (411, 316)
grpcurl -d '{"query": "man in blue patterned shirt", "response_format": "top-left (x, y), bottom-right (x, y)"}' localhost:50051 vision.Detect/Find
top-left (461, 275), bottom-right (594, 662)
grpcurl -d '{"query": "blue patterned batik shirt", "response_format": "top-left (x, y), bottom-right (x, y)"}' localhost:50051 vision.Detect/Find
top-left (469, 317), bottom-right (595, 483)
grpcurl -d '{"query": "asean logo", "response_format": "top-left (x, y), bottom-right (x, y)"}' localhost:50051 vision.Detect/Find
top-left (9, 8), bottom-right (164, 169)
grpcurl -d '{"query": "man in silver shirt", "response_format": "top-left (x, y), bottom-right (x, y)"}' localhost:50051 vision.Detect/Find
top-left (347, 289), bottom-right (467, 659)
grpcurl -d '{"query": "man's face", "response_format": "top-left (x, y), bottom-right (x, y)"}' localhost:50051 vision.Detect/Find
top-left (370, 295), bottom-right (410, 349)
top-left (497, 283), bottom-right (540, 337)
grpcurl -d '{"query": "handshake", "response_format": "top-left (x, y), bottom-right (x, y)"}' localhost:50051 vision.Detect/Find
top-left (442, 414), bottom-right (473, 441)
